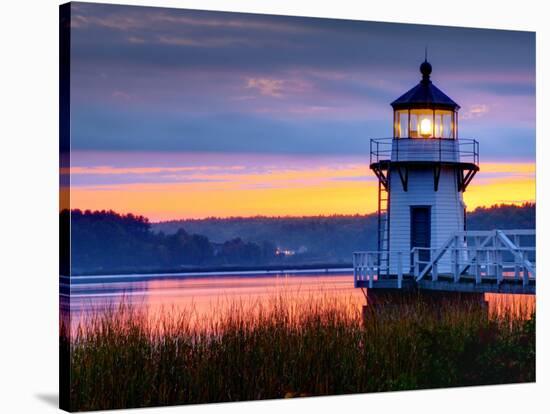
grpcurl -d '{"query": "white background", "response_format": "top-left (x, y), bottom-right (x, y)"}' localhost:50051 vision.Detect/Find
top-left (0, 0), bottom-right (548, 412)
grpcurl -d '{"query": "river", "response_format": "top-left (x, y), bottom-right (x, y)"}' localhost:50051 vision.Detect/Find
top-left (60, 269), bottom-right (535, 331)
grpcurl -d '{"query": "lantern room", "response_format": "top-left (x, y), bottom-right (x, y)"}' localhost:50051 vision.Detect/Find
top-left (391, 60), bottom-right (459, 139)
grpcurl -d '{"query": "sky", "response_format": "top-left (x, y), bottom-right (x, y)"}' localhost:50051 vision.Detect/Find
top-left (66, 2), bottom-right (536, 221)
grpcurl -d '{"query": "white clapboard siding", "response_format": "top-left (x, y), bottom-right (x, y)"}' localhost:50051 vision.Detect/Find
top-left (388, 166), bottom-right (465, 273)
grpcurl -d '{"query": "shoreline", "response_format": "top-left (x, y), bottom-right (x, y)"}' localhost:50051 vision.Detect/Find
top-left (63, 263), bottom-right (354, 280)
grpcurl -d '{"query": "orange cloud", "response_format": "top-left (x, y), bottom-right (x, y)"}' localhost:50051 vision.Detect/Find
top-left (478, 162), bottom-right (535, 174)
top-left (69, 165), bottom-right (245, 175)
top-left (464, 176), bottom-right (535, 209)
top-left (464, 162), bottom-right (535, 208)
top-left (68, 161), bottom-right (535, 221)
top-left (70, 180), bottom-right (379, 221)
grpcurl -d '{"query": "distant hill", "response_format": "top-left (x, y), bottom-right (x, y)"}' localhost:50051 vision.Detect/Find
top-left (67, 209), bottom-right (278, 275)
top-left (154, 214), bottom-right (379, 262)
top-left (153, 203), bottom-right (535, 259)
top-left (466, 203), bottom-right (535, 230)
top-left (67, 203), bottom-right (534, 275)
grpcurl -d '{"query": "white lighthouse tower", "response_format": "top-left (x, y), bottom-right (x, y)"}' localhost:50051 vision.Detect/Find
top-left (355, 60), bottom-right (534, 295)
top-left (370, 58), bottom-right (479, 275)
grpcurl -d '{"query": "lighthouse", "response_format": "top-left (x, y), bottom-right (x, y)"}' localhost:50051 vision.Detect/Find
top-left (354, 58), bottom-right (535, 296)
top-left (370, 58), bottom-right (479, 275)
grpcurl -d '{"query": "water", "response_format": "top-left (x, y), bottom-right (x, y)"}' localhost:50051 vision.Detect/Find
top-left (61, 270), bottom-right (535, 331)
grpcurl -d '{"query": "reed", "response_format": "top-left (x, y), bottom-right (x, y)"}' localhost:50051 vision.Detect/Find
top-left (65, 292), bottom-right (535, 411)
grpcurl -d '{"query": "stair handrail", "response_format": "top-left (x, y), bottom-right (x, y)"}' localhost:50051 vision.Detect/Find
top-left (495, 230), bottom-right (536, 277)
top-left (415, 230), bottom-right (535, 282)
top-left (415, 233), bottom-right (458, 281)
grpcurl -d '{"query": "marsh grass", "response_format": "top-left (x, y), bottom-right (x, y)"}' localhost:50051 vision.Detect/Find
top-left (65, 292), bottom-right (535, 411)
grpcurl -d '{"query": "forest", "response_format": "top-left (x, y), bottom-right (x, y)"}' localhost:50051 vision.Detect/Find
top-left (66, 203), bottom-right (535, 275)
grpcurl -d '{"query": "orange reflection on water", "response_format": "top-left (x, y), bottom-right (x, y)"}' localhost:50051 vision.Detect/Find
top-left (68, 273), bottom-right (535, 334)
top-left (485, 293), bottom-right (535, 318)
top-left (142, 274), bottom-right (365, 330)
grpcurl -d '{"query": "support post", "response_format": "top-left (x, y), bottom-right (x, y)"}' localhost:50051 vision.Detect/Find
top-left (367, 254), bottom-right (373, 289)
top-left (492, 232), bottom-right (498, 279)
top-left (486, 249), bottom-right (491, 277)
top-left (452, 243), bottom-right (460, 283)
top-left (353, 253), bottom-right (357, 287)
top-left (495, 237), bottom-right (503, 285)
top-left (414, 249), bottom-right (420, 279)
top-left (514, 246), bottom-right (521, 280)
top-left (397, 252), bottom-right (403, 289)
top-left (474, 248), bottom-right (481, 284)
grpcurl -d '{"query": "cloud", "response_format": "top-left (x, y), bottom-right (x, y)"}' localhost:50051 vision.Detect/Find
top-left (465, 81), bottom-right (535, 96)
top-left (149, 11), bottom-right (314, 34)
top-left (67, 2), bottom-right (535, 162)
top-left (157, 35), bottom-right (255, 48)
top-left (111, 90), bottom-right (134, 101)
top-left (127, 36), bottom-right (146, 44)
top-left (70, 105), bottom-right (381, 155)
top-left (69, 155), bottom-right (376, 192)
top-left (246, 78), bottom-right (286, 97)
top-left (69, 3), bottom-right (535, 74)
top-left (462, 104), bottom-right (489, 119)
top-left (70, 13), bottom-right (144, 31)
top-left (70, 165), bottom-right (245, 175)
top-left (68, 154), bottom-right (534, 220)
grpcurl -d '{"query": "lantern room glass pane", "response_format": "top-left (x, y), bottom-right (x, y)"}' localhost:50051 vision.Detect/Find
top-left (410, 109), bottom-right (434, 138)
top-left (395, 110), bottom-right (409, 138)
top-left (393, 109), bottom-right (457, 139)
top-left (454, 112), bottom-right (458, 138)
top-left (435, 109), bottom-right (455, 139)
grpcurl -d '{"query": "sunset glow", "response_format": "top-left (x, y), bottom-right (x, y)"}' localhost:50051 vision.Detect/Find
top-left (67, 151), bottom-right (534, 221)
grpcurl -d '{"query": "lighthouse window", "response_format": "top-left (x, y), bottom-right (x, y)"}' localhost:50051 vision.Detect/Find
top-left (395, 110), bottom-right (409, 138)
top-left (435, 110), bottom-right (455, 139)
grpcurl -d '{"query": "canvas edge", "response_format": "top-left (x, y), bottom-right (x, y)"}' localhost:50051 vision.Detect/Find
top-left (59, 2), bottom-right (72, 412)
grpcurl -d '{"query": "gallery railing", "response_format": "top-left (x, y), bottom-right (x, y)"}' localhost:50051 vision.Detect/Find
top-left (369, 138), bottom-right (479, 166)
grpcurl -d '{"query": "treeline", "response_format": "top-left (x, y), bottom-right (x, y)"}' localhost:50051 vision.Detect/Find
top-left (467, 203), bottom-right (535, 230)
top-left (154, 202), bottom-right (535, 259)
top-left (66, 203), bottom-right (535, 275)
top-left (67, 209), bottom-right (278, 275)
top-left (154, 214), bottom-right (379, 262)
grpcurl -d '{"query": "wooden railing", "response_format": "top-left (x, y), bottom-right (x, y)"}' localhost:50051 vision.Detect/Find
top-left (353, 229), bottom-right (535, 289)
top-left (414, 230), bottom-right (535, 286)
top-left (353, 251), bottom-right (405, 288)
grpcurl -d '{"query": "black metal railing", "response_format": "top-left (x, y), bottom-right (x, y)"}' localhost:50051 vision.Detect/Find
top-left (370, 138), bottom-right (479, 166)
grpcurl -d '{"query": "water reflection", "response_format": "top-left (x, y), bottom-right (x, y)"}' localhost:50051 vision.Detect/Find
top-left (61, 271), bottom-right (535, 333)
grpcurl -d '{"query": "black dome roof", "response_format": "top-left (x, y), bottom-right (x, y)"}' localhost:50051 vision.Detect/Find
top-left (391, 60), bottom-right (460, 111)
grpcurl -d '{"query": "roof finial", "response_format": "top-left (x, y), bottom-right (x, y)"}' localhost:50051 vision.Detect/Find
top-left (420, 47), bottom-right (432, 83)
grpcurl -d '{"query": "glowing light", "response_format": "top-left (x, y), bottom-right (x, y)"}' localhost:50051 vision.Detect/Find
top-left (420, 117), bottom-right (432, 137)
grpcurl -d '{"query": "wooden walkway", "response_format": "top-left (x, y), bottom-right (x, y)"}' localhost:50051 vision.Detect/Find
top-left (353, 230), bottom-right (535, 295)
